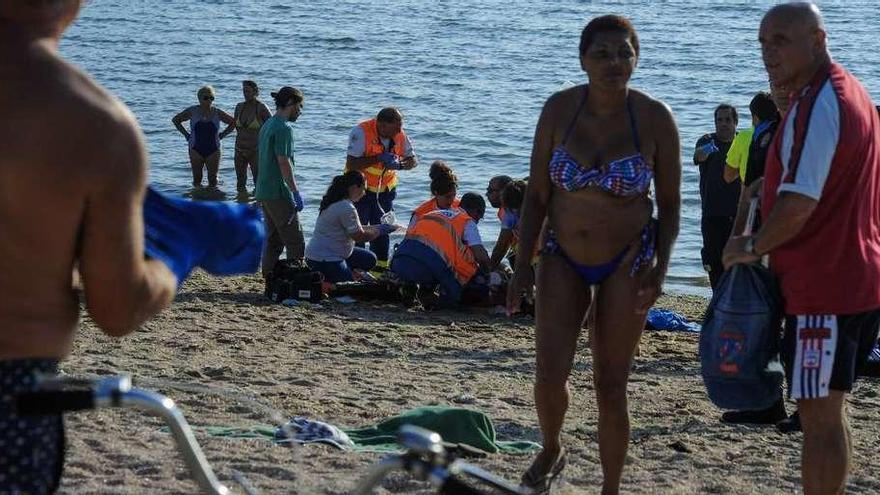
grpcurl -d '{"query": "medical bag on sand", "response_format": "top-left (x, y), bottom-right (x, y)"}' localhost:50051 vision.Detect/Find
top-left (265, 260), bottom-right (323, 303)
top-left (700, 200), bottom-right (785, 410)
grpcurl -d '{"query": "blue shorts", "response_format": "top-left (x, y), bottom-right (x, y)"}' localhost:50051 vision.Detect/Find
top-left (0, 359), bottom-right (64, 494)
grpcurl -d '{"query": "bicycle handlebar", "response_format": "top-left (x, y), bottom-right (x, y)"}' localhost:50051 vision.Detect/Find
top-left (15, 390), bottom-right (94, 415)
top-left (439, 476), bottom-right (485, 495)
top-left (14, 375), bottom-right (231, 495)
top-left (352, 425), bottom-right (531, 495)
top-left (17, 376), bottom-right (528, 495)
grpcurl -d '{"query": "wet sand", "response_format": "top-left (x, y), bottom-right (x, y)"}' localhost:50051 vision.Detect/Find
top-left (58, 272), bottom-right (880, 494)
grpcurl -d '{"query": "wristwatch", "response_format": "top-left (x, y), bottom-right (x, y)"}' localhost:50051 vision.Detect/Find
top-left (744, 237), bottom-right (758, 255)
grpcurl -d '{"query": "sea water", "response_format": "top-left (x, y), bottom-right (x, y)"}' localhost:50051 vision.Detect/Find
top-left (61, 1), bottom-right (880, 296)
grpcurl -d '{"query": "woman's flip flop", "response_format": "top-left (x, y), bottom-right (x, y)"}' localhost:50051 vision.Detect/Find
top-left (520, 447), bottom-right (567, 494)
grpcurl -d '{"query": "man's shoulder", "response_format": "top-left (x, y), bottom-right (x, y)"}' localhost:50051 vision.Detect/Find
top-left (2, 47), bottom-right (144, 180)
top-left (264, 117), bottom-right (293, 135)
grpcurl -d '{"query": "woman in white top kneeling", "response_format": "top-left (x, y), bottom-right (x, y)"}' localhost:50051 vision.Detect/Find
top-left (306, 171), bottom-right (401, 282)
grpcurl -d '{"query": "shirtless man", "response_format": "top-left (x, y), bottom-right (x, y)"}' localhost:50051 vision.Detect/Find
top-left (0, 2), bottom-right (176, 491)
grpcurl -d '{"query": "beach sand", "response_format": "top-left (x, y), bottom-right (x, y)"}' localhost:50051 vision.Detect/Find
top-left (57, 272), bottom-right (880, 494)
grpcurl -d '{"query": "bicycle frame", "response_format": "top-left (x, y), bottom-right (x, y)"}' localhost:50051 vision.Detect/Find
top-left (18, 376), bottom-right (528, 495)
top-left (16, 375), bottom-right (231, 495)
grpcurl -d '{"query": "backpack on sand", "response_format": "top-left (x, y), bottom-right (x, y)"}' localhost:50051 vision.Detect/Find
top-left (699, 200), bottom-right (785, 410)
top-left (265, 260), bottom-right (323, 303)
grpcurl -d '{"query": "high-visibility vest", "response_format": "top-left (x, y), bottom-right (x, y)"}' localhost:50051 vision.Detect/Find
top-left (405, 209), bottom-right (478, 285)
top-left (349, 118), bottom-right (408, 193)
top-left (411, 197), bottom-right (461, 223)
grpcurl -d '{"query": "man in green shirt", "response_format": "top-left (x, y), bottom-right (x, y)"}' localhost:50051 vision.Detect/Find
top-left (255, 86), bottom-right (305, 278)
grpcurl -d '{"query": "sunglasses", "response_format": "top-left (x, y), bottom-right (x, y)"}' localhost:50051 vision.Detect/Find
top-left (201, 95), bottom-right (214, 101)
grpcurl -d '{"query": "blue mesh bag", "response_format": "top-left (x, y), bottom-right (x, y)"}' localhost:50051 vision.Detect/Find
top-left (700, 261), bottom-right (784, 410)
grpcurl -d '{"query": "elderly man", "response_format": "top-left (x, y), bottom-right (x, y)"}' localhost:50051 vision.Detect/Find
top-left (724, 3), bottom-right (880, 493)
top-left (0, 1), bottom-right (176, 491)
top-left (345, 107), bottom-right (418, 267)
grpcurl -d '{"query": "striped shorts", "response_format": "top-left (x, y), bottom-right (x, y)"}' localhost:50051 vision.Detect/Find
top-left (783, 310), bottom-right (880, 400)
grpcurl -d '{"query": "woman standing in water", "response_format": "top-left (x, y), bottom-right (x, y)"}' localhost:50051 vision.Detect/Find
top-left (172, 85), bottom-right (236, 188)
top-left (507, 15), bottom-right (680, 494)
top-left (233, 80), bottom-right (271, 193)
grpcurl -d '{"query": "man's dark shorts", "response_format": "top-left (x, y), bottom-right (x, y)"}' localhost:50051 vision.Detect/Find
top-left (783, 310), bottom-right (880, 400)
top-left (700, 215), bottom-right (735, 290)
top-left (0, 359), bottom-right (64, 494)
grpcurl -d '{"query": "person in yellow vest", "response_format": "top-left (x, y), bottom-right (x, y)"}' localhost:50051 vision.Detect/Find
top-left (345, 107), bottom-right (417, 267)
top-left (391, 193), bottom-right (491, 304)
top-left (409, 160), bottom-right (460, 225)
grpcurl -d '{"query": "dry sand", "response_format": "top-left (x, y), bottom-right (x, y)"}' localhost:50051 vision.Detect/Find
top-left (57, 272), bottom-right (880, 494)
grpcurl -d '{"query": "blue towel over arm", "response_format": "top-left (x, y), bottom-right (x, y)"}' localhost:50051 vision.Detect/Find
top-left (143, 187), bottom-right (265, 285)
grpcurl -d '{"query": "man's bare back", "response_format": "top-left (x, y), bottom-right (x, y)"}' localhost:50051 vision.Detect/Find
top-left (0, 3), bottom-right (176, 360)
top-left (0, 3), bottom-right (177, 490)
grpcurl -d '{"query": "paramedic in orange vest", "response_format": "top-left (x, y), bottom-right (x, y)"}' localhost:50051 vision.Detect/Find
top-left (392, 193), bottom-right (491, 303)
top-left (409, 160), bottom-right (460, 225)
top-left (345, 107), bottom-right (417, 266)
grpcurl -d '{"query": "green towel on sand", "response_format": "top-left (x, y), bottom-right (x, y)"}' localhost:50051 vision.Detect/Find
top-left (176, 406), bottom-right (540, 454)
top-left (344, 406), bottom-right (540, 454)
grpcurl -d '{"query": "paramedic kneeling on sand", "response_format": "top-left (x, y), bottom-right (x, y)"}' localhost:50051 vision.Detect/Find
top-left (723, 4), bottom-right (880, 494)
top-left (391, 193), bottom-right (491, 303)
top-left (305, 171), bottom-right (401, 282)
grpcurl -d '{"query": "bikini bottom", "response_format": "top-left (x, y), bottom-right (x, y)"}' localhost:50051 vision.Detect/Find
top-left (543, 219), bottom-right (657, 286)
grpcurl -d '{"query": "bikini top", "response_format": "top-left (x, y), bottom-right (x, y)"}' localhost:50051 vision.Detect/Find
top-left (235, 103), bottom-right (264, 131)
top-left (548, 87), bottom-right (653, 196)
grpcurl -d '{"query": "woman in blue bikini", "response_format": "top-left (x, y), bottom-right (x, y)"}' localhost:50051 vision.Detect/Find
top-left (507, 15), bottom-right (681, 494)
top-left (172, 85), bottom-right (236, 188)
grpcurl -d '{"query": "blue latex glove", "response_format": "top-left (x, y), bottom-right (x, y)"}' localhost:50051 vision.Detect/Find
top-left (143, 187), bottom-right (266, 287)
top-left (376, 223), bottom-right (396, 236)
top-left (378, 152), bottom-right (402, 170)
top-left (292, 190), bottom-right (304, 212)
top-left (699, 140), bottom-right (719, 155)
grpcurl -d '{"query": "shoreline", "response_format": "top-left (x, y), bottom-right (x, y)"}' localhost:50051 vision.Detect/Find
top-left (58, 272), bottom-right (879, 493)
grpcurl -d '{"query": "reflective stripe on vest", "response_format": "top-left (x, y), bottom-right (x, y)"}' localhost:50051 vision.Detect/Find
top-left (405, 209), bottom-right (477, 285)
top-left (355, 119), bottom-right (407, 193)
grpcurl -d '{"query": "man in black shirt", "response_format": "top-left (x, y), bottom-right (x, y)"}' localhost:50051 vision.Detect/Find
top-left (694, 104), bottom-right (742, 289)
